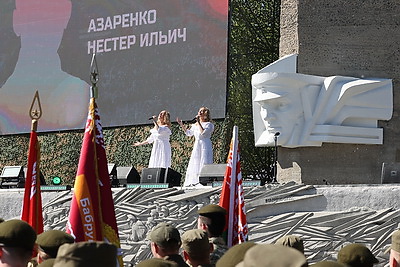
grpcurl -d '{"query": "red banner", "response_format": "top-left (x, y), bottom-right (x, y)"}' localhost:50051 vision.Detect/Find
top-left (66, 98), bottom-right (122, 265)
top-left (219, 126), bottom-right (248, 247)
top-left (21, 130), bottom-right (44, 234)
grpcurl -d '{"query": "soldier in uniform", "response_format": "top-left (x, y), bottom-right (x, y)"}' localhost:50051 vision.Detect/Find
top-left (36, 229), bottom-right (74, 264)
top-left (53, 241), bottom-right (117, 267)
top-left (275, 235), bottom-right (305, 254)
top-left (0, 219), bottom-right (37, 267)
top-left (181, 229), bottom-right (213, 267)
top-left (147, 222), bottom-right (189, 267)
top-left (337, 243), bottom-right (379, 267)
top-left (197, 204), bottom-right (228, 264)
top-left (235, 244), bottom-right (308, 267)
top-left (216, 242), bottom-right (256, 267)
top-left (137, 258), bottom-right (178, 267)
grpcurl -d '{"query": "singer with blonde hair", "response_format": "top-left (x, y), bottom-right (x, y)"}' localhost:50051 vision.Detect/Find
top-left (134, 110), bottom-right (172, 168)
top-left (177, 107), bottom-right (214, 186)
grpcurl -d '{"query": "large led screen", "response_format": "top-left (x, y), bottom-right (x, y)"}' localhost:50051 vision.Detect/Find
top-left (0, 0), bottom-right (229, 135)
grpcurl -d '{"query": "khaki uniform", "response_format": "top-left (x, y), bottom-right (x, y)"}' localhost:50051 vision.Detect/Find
top-left (337, 243), bottom-right (379, 267)
top-left (209, 237), bottom-right (228, 265)
top-left (137, 258), bottom-right (178, 267)
top-left (215, 242), bottom-right (256, 267)
top-left (235, 244), bottom-right (308, 267)
top-left (164, 254), bottom-right (189, 267)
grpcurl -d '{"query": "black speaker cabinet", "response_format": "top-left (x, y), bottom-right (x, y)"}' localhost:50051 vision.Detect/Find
top-left (140, 168), bottom-right (182, 186)
top-left (141, 168), bottom-right (166, 184)
top-left (198, 164), bottom-right (226, 185)
top-left (1, 166), bottom-right (25, 188)
top-left (117, 166), bottom-right (141, 186)
top-left (165, 168), bottom-right (182, 186)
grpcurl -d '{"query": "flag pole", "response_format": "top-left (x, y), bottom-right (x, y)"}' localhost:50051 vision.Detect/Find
top-left (66, 54), bottom-right (123, 266)
top-left (220, 125), bottom-right (248, 247)
top-left (22, 90), bottom-right (44, 234)
top-left (227, 126), bottom-right (238, 246)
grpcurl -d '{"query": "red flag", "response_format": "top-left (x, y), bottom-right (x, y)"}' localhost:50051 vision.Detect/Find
top-left (21, 128), bottom-right (44, 234)
top-left (66, 98), bottom-right (122, 265)
top-left (219, 126), bottom-right (248, 247)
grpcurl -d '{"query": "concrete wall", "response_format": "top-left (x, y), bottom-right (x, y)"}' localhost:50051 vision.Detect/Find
top-left (1, 185), bottom-right (398, 265)
top-left (278, 0), bottom-right (400, 184)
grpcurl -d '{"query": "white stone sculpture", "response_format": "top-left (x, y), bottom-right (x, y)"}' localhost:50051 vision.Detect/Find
top-left (252, 54), bottom-right (393, 148)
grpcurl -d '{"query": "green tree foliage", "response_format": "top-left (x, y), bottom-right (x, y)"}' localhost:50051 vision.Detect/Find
top-left (227, 0), bottom-right (281, 184)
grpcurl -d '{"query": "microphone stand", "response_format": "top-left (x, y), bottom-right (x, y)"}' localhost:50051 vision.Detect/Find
top-left (272, 132), bottom-right (280, 183)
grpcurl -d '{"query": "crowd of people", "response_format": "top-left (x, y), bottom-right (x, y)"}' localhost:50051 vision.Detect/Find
top-left (0, 204), bottom-right (398, 267)
top-left (135, 107), bottom-right (214, 187)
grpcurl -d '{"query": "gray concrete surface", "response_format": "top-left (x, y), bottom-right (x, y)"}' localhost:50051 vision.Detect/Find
top-left (278, 0), bottom-right (400, 185)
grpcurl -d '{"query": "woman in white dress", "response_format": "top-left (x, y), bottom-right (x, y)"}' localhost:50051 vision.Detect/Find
top-left (177, 107), bottom-right (214, 186)
top-left (134, 110), bottom-right (172, 168)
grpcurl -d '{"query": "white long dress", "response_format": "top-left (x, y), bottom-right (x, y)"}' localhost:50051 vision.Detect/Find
top-left (184, 121), bottom-right (214, 186)
top-left (146, 125), bottom-right (171, 168)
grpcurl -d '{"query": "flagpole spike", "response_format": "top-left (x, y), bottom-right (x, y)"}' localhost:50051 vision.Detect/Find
top-left (29, 90), bottom-right (42, 132)
top-left (90, 54), bottom-right (99, 99)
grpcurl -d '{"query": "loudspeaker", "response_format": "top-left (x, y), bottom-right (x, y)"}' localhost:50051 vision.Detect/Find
top-left (108, 164), bottom-right (117, 178)
top-left (381, 162), bottom-right (400, 184)
top-left (117, 166), bottom-right (141, 186)
top-left (141, 168), bottom-right (166, 184)
top-left (140, 168), bottom-right (182, 187)
top-left (0, 166), bottom-right (25, 188)
top-left (108, 163), bottom-right (118, 187)
top-left (198, 164), bottom-right (226, 185)
top-left (23, 167), bottom-right (46, 186)
top-left (165, 168), bottom-right (182, 186)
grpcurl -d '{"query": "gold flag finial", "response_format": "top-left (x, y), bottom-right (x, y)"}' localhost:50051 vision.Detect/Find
top-left (29, 91), bottom-right (42, 131)
top-left (29, 90), bottom-right (42, 120)
top-left (90, 54), bottom-right (99, 99)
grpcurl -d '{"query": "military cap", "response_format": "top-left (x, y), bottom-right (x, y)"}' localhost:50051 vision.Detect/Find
top-left (389, 229), bottom-right (400, 253)
top-left (310, 261), bottom-right (345, 267)
top-left (53, 241), bottom-right (117, 267)
top-left (38, 258), bottom-right (55, 267)
top-left (136, 258), bottom-right (178, 267)
top-left (198, 204), bottom-right (226, 216)
top-left (337, 243), bottom-right (378, 267)
top-left (37, 230), bottom-right (75, 258)
top-left (181, 229), bottom-right (209, 256)
top-left (236, 244), bottom-right (308, 267)
top-left (148, 222), bottom-right (181, 247)
top-left (275, 235), bottom-right (304, 254)
top-left (0, 219), bottom-right (36, 251)
top-left (216, 241), bottom-right (256, 267)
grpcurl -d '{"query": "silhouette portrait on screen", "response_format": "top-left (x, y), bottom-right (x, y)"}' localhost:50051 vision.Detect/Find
top-left (0, 0), bottom-right (20, 89)
top-left (252, 55), bottom-right (393, 148)
top-left (0, 0), bottom-right (89, 134)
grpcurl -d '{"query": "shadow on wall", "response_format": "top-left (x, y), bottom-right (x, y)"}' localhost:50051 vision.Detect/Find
top-left (278, 144), bottom-right (385, 185)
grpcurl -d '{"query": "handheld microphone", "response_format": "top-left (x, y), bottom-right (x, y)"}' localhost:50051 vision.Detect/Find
top-left (148, 116), bottom-right (155, 120)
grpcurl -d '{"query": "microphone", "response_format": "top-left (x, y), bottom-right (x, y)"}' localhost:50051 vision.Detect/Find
top-left (148, 116), bottom-right (155, 120)
top-left (274, 132), bottom-right (280, 137)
